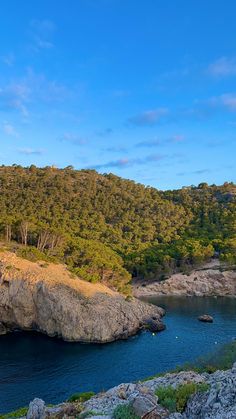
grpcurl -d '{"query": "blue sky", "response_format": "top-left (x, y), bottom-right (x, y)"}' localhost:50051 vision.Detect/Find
top-left (0, 0), bottom-right (235, 189)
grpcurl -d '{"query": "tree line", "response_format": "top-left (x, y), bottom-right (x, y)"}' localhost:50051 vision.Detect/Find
top-left (0, 165), bottom-right (235, 292)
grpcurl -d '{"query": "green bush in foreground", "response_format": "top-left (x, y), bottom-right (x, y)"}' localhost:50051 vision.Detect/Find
top-left (67, 391), bottom-right (95, 403)
top-left (156, 382), bottom-right (209, 413)
top-left (0, 407), bottom-right (28, 419)
top-left (113, 404), bottom-right (140, 419)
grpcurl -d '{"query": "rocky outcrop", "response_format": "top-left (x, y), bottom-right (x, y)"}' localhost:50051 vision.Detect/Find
top-left (198, 315), bottom-right (213, 323)
top-left (133, 262), bottom-right (236, 297)
top-left (0, 251), bottom-right (164, 343)
top-left (26, 399), bottom-right (46, 419)
top-left (0, 321), bottom-right (8, 335)
top-left (184, 365), bottom-right (236, 418)
top-left (24, 363), bottom-right (236, 418)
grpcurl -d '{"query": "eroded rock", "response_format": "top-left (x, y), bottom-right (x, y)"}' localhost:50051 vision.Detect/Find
top-left (25, 364), bottom-right (236, 418)
top-left (198, 314), bottom-right (213, 323)
top-left (133, 262), bottom-right (236, 298)
top-left (26, 398), bottom-right (46, 419)
top-left (0, 251), bottom-right (165, 343)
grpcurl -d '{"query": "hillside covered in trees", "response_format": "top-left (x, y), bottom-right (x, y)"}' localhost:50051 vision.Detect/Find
top-left (0, 165), bottom-right (235, 293)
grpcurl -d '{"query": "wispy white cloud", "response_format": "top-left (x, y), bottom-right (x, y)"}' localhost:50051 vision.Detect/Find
top-left (103, 145), bottom-right (128, 153)
top-left (0, 68), bottom-right (70, 117)
top-left (172, 134), bottom-right (184, 142)
top-left (127, 108), bottom-right (169, 126)
top-left (88, 153), bottom-right (165, 170)
top-left (177, 169), bottom-right (211, 176)
top-left (29, 19), bottom-right (56, 51)
top-left (2, 122), bottom-right (19, 137)
top-left (208, 93), bottom-right (236, 111)
top-left (1, 53), bottom-right (15, 66)
top-left (207, 57), bottom-right (236, 77)
top-left (0, 81), bottom-right (30, 117)
top-left (59, 132), bottom-right (87, 145)
top-left (18, 148), bottom-right (44, 155)
top-left (96, 128), bottom-right (113, 137)
top-left (136, 134), bottom-right (185, 148)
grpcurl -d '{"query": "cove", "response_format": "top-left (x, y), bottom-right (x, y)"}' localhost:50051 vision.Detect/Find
top-left (0, 296), bottom-right (235, 413)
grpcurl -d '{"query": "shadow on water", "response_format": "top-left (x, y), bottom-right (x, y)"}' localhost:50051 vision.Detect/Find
top-left (0, 296), bottom-right (235, 413)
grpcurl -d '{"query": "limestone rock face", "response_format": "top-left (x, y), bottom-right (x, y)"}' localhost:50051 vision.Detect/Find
top-left (185, 364), bottom-right (236, 418)
top-left (0, 321), bottom-right (8, 335)
top-left (133, 262), bottom-right (236, 297)
top-left (131, 392), bottom-right (158, 416)
top-left (0, 252), bottom-right (164, 343)
top-left (25, 364), bottom-right (236, 418)
top-left (26, 398), bottom-right (46, 419)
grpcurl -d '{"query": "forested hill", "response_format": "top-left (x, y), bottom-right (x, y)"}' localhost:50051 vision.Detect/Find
top-left (0, 165), bottom-right (235, 293)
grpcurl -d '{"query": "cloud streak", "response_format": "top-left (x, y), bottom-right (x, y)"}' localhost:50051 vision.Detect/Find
top-left (207, 57), bottom-right (236, 77)
top-left (18, 148), bottom-right (44, 155)
top-left (2, 122), bottom-right (19, 137)
top-left (208, 93), bottom-right (236, 111)
top-left (127, 108), bottom-right (169, 126)
top-left (0, 69), bottom-right (71, 117)
top-left (136, 134), bottom-right (184, 148)
top-left (59, 132), bottom-right (87, 145)
top-left (29, 19), bottom-right (56, 51)
top-left (87, 153), bottom-right (165, 170)
top-left (177, 169), bottom-right (211, 176)
top-left (1, 53), bottom-right (14, 67)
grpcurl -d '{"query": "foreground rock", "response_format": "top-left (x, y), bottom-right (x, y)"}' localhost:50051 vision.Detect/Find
top-left (0, 251), bottom-right (164, 343)
top-left (133, 261), bottom-right (236, 297)
top-left (184, 365), bottom-right (236, 418)
top-left (26, 399), bottom-right (46, 419)
top-left (198, 314), bottom-right (213, 323)
top-left (0, 321), bottom-right (8, 335)
top-left (24, 363), bottom-right (236, 418)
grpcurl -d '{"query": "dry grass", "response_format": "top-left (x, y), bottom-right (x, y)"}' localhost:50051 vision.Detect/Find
top-left (0, 251), bottom-right (116, 298)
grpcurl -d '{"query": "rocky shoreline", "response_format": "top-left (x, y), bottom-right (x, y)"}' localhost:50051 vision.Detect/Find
top-left (16, 362), bottom-right (236, 418)
top-left (133, 262), bottom-right (236, 298)
top-left (0, 251), bottom-right (165, 343)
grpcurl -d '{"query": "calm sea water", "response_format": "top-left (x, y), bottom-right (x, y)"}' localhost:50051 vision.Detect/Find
top-left (0, 296), bottom-right (235, 413)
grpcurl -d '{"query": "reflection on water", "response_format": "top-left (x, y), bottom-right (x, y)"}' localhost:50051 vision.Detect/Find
top-left (0, 297), bottom-right (235, 413)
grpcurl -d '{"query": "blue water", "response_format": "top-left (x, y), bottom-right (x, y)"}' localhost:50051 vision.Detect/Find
top-left (0, 296), bottom-right (235, 413)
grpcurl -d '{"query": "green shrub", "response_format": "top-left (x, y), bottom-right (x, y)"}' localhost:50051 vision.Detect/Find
top-left (16, 246), bottom-right (56, 263)
top-left (67, 391), bottom-right (95, 403)
top-left (0, 407), bottom-right (28, 418)
top-left (113, 404), bottom-right (140, 419)
top-left (155, 382), bottom-right (209, 413)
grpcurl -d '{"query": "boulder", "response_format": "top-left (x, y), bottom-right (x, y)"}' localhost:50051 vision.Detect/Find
top-left (144, 318), bottom-right (166, 333)
top-left (46, 403), bottom-right (81, 418)
top-left (0, 322), bottom-right (8, 335)
top-left (142, 405), bottom-right (170, 418)
top-left (198, 314), bottom-right (213, 323)
top-left (131, 393), bottom-right (158, 416)
top-left (26, 398), bottom-right (46, 419)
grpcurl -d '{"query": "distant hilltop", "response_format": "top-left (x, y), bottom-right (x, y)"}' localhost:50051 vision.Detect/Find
top-left (0, 164), bottom-right (235, 289)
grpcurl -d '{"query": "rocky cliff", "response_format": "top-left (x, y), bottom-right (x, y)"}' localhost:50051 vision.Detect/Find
top-left (0, 251), bottom-right (164, 343)
top-left (133, 262), bottom-right (236, 298)
top-left (24, 363), bottom-right (236, 418)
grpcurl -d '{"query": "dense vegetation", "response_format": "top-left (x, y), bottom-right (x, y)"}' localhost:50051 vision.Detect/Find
top-left (155, 382), bottom-right (210, 413)
top-left (0, 165), bottom-right (235, 292)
